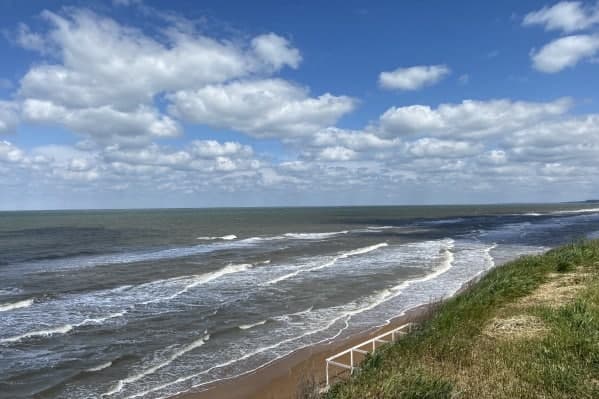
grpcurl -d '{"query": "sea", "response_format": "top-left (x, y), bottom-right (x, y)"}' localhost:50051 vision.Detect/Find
top-left (2, 204), bottom-right (599, 399)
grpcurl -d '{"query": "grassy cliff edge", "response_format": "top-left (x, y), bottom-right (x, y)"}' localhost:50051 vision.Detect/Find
top-left (322, 240), bottom-right (599, 399)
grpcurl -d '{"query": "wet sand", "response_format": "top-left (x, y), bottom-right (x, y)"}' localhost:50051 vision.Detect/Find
top-left (176, 303), bottom-right (434, 399)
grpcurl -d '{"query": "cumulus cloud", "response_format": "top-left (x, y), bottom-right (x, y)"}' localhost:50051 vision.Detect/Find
top-left (378, 97), bottom-right (571, 138)
top-left (0, 140), bottom-right (25, 162)
top-left (406, 138), bottom-right (481, 158)
top-left (312, 128), bottom-right (399, 151)
top-left (251, 33), bottom-right (302, 70)
top-left (318, 146), bottom-right (357, 161)
top-left (22, 99), bottom-right (180, 145)
top-left (531, 34), bottom-right (599, 72)
top-left (14, 8), bottom-right (308, 145)
top-left (378, 65), bottom-right (450, 91)
top-left (168, 79), bottom-right (356, 138)
top-left (523, 1), bottom-right (599, 32)
top-left (0, 102), bottom-right (19, 134)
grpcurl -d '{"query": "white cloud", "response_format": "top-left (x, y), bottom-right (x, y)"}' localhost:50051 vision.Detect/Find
top-left (22, 99), bottom-right (180, 145)
top-left (531, 34), bottom-right (599, 72)
top-left (312, 128), bottom-right (399, 151)
top-left (15, 23), bottom-right (48, 53)
top-left (190, 140), bottom-right (253, 158)
top-left (0, 141), bottom-right (25, 162)
top-left (18, 9), bottom-right (274, 109)
top-left (14, 8), bottom-right (308, 145)
top-left (319, 146), bottom-right (357, 161)
top-left (378, 65), bottom-right (450, 91)
top-left (378, 97), bottom-right (571, 138)
top-left (0, 102), bottom-right (19, 134)
top-left (251, 33), bottom-right (302, 70)
top-left (168, 79), bottom-right (355, 138)
top-left (406, 138), bottom-right (481, 158)
top-left (523, 1), bottom-right (599, 32)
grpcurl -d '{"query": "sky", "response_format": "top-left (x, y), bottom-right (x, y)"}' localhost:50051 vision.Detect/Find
top-left (0, 0), bottom-right (599, 209)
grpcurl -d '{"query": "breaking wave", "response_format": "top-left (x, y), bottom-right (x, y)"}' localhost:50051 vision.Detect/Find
top-left (0, 298), bottom-right (34, 312)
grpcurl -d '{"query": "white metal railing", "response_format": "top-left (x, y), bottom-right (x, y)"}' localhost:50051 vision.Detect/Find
top-left (324, 322), bottom-right (415, 388)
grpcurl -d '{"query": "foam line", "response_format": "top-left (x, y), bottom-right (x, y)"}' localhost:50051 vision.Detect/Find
top-left (123, 239), bottom-right (456, 399)
top-left (196, 235), bottom-right (237, 241)
top-left (86, 361), bottom-right (113, 372)
top-left (102, 332), bottom-right (210, 397)
top-left (238, 320), bottom-right (267, 330)
top-left (140, 263), bottom-right (253, 305)
top-left (266, 243), bottom-right (388, 285)
top-left (0, 298), bottom-right (34, 312)
top-left (0, 325), bottom-right (73, 344)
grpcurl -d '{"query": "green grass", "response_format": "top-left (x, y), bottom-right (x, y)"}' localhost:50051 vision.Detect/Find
top-left (320, 240), bottom-right (599, 399)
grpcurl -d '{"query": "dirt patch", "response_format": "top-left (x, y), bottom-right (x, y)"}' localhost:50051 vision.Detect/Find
top-left (518, 271), bottom-right (589, 308)
top-left (483, 315), bottom-right (548, 339)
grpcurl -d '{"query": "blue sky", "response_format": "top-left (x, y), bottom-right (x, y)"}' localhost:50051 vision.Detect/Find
top-left (0, 0), bottom-right (598, 209)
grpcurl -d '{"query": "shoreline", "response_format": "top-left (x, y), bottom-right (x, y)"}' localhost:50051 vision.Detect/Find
top-left (177, 272), bottom-right (486, 399)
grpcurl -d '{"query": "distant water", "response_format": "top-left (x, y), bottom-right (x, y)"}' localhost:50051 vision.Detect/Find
top-left (2, 205), bottom-right (599, 398)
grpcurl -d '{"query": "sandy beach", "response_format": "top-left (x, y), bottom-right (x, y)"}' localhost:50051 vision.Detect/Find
top-left (177, 303), bottom-right (434, 399)
top-left (178, 270), bottom-right (488, 399)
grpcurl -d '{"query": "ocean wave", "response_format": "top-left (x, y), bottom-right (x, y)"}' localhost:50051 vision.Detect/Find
top-left (0, 287), bottom-right (23, 296)
top-left (124, 240), bottom-right (457, 399)
top-left (103, 332), bottom-right (210, 397)
top-left (551, 207), bottom-right (599, 215)
top-left (140, 263), bottom-right (253, 305)
top-left (0, 310), bottom-right (128, 345)
top-left (14, 240), bottom-right (261, 272)
top-left (0, 324), bottom-right (73, 344)
top-left (86, 361), bottom-right (113, 372)
top-left (196, 235), bottom-right (237, 241)
top-left (238, 320), bottom-right (267, 330)
top-left (283, 231), bottom-right (348, 240)
top-left (265, 242), bottom-right (388, 285)
top-left (0, 298), bottom-right (34, 312)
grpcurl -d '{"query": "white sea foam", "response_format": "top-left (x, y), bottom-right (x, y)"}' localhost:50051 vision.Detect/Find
top-left (0, 324), bottom-right (73, 344)
top-left (266, 243), bottom-right (388, 285)
top-left (103, 332), bottom-right (210, 397)
top-left (367, 226), bottom-right (394, 230)
top-left (124, 240), bottom-right (456, 399)
top-left (79, 311), bottom-right (128, 325)
top-left (551, 207), bottom-right (599, 215)
top-left (86, 361), bottom-right (113, 372)
top-left (0, 298), bottom-right (34, 312)
top-left (283, 231), bottom-right (348, 240)
top-left (196, 235), bottom-right (237, 241)
top-left (0, 309), bottom-right (128, 345)
top-left (238, 320), bottom-right (267, 330)
top-left (140, 263), bottom-right (253, 305)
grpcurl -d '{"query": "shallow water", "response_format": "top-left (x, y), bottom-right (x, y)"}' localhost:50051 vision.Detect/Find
top-left (1, 205), bottom-right (599, 398)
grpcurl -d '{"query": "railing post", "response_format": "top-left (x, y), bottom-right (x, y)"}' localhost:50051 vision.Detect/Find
top-left (350, 350), bottom-right (354, 374)
top-left (326, 361), bottom-right (329, 387)
top-left (392, 330), bottom-right (395, 342)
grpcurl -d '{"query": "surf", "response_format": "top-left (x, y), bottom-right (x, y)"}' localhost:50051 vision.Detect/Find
top-left (0, 298), bottom-right (34, 312)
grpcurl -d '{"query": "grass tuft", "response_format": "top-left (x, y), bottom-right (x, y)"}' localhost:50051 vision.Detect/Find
top-left (318, 240), bottom-right (599, 399)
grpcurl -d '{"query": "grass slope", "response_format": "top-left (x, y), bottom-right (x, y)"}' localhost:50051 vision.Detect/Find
top-left (322, 240), bottom-right (599, 399)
